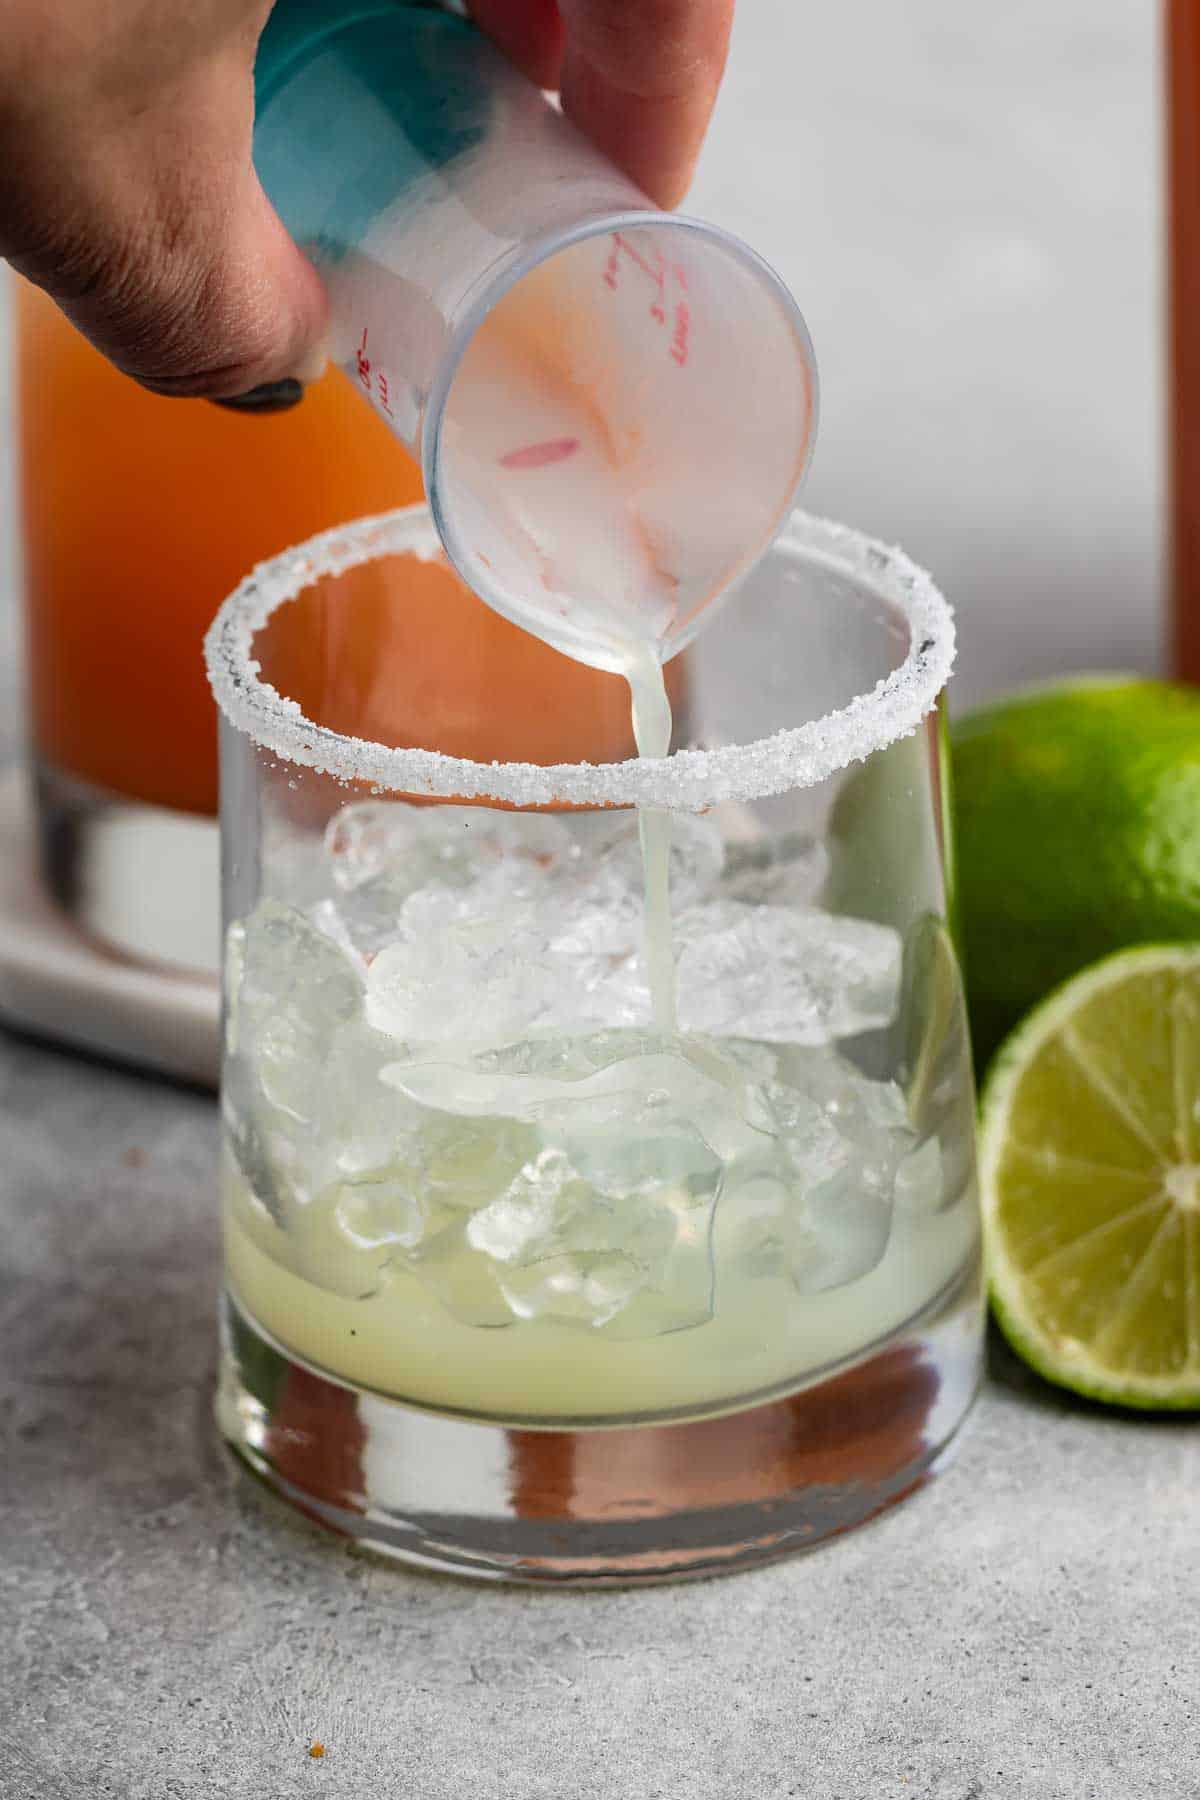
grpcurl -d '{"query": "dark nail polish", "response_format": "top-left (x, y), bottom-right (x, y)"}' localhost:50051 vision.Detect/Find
top-left (211, 378), bottom-right (304, 414)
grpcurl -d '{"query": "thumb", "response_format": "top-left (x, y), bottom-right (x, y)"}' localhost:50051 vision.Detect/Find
top-left (1, 41), bottom-right (327, 400)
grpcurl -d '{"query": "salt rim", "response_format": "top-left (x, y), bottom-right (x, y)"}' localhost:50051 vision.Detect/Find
top-left (203, 504), bottom-right (955, 809)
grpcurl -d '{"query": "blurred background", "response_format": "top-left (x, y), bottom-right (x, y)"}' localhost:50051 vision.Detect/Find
top-left (693, 0), bottom-right (1161, 708)
top-left (0, 0), bottom-right (1160, 726)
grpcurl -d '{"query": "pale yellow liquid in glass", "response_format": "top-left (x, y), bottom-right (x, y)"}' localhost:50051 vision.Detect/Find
top-left (224, 1161), bottom-right (975, 1421)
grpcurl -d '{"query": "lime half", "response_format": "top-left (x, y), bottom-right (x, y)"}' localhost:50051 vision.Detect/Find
top-left (980, 943), bottom-right (1200, 1410)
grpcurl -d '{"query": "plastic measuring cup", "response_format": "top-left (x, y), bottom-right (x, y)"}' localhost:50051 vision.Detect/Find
top-left (255, 0), bottom-right (818, 672)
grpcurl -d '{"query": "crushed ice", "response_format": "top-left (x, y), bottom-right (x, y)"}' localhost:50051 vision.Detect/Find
top-left (222, 794), bottom-right (931, 1333)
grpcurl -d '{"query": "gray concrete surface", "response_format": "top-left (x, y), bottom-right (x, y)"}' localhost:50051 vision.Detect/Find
top-left (1, 3), bottom-right (1191, 1796)
top-left (3, 1029), bottom-right (1198, 1799)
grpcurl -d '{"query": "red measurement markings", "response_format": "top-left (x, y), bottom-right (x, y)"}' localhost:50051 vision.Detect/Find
top-left (355, 327), bottom-right (394, 417)
top-left (499, 437), bottom-right (581, 470)
top-left (670, 300), bottom-right (691, 366)
top-left (603, 235), bottom-right (692, 367)
top-left (612, 231), bottom-right (663, 283)
top-left (669, 261), bottom-right (690, 363)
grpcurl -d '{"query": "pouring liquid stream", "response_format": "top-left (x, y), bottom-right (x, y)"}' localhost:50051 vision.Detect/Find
top-left (463, 282), bottom-right (694, 1037)
top-left (626, 645), bottom-right (678, 1036)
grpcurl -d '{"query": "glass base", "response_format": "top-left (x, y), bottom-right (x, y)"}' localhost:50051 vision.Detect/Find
top-left (34, 758), bottom-right (220, 976)
top-left (216, 1257), bottom-right (983, 1586)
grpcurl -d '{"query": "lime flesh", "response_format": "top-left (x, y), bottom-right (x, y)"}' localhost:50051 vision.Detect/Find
top-left (980, 943), bottom-right (1200, 1410)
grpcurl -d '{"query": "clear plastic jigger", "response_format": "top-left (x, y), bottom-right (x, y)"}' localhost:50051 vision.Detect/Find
top-left (254, 0), bottom-right (818, 673)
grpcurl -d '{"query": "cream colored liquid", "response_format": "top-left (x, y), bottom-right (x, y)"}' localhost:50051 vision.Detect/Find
top-left (224, 1158), bottom-right (977, 1422)
top-left (627, 646), bottom-right (678, 1034)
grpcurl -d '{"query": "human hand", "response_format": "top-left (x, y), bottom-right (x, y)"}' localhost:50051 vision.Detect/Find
top-left (0, 1), bottom-right (733, 405)
top-left (471, 0), bottom-right (734, 212)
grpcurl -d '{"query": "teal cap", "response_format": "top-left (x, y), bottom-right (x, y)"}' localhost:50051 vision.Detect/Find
top-left (256, 1), bottom-right (417, 107)
top-left (253, 1), bottom-right (491, 262)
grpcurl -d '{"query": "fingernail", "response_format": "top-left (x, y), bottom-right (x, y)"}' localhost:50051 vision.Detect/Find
top-left (211, 378), bottom-right (304, 414)
top-left (294, 340), bottom-right (330, 385)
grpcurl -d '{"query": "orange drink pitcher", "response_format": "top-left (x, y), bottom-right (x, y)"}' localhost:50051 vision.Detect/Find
top-left (14, 279), bottom-right (681, 984)
top-left (16, 277), bottom-right (424, 969)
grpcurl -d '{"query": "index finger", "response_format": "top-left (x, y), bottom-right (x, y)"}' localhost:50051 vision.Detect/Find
top-left (557, 0), bottom-right (734, 207)
top-left (468, 0), bottom-right (565, 92)
top-left (470, 0), bottom-right (734, 209)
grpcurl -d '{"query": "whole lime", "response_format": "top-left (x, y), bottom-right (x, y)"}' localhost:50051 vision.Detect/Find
top-left (951, 676), bottom-right (1200, 1068)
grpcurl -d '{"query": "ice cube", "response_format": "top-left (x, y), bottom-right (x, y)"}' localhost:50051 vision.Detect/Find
top-left (591, 809), bottom-right (724, 909)
top-left (334, 1176), bottom-right (425, 1252)
top-left (383, 1057), bottom-right (549, 1118)
top-left (322, 871), bottom-right (428, 961)
top-left (365, 914), bottom-right (556, 1046)
top-left (720, 830), bottom-right (828, 906)
top-left (556, 1113), bottom-right (723, 1206)
top-left (326, 858), bottom-right (530, 962)
top-left (505, 1031), bottom-right (712, 1080)
top-left (276, 1112), bottom-right (541, 1316)
top-left (403, 1218), bottom-right (518, 1328)
top-left (386, 871), bottom-right (651, 1044)
top-left (562, 1180), bottom-right (716, 1338)
top-left (893, 1137), bottom-right (945, 1218)
top-left (334, 804), bottom-right (715, 1038)
top-left (688, 1035), bottom-right (779, 1086)
top-left (716, 1148), bottom-right (893, 1298)
top-left (711, 1170), bottom-right (794, 1281)
top-left (223, 921), bottom-right (246, 1055)
top-left (539, 922), bottom-right (650, 1034)
top-left (489, 1154), bottom-right (715, 1335)
top-left (307, 897), bottom-right (370, 974)
top-left (284, 1175), bottom-right (426, 1300)
top-left (325, 802), bottom-right (572, 955)
top-left (732, 1059), bottom-right (914, 1294)
top-left (353, 813), bottom-right (675, 1045)
top-left (224, 1142), bottom-right (294, 1263)
top-left (466, 1147), bottom-right (572, 1261)
top-left (388, 1043), bottom-right (759, 1160)
top-left (546, 810), bottom-right (724, 951)
top-left (388, 1096), bottom-right (723, 1336)
top-left (222, 1053), bottom-right (306, 1224)
top-left (222, 905), bottom-right (367, 1220)
top-left (477, 1031), bottom-right (672, 1083)
top-left (395, 1141), bottom-right (576, 1328)
top-left (231, 901), bottom-right (364, 1125)
top-left (782, 1159), bottom-right (894, 1295)
top-left (759, 1047), bottom-right (914, 1145)
top-left (676, 903), bottom-right (902, 1045)
top-left (326, 801), bottom-right (414, 892)
top-left (500, 1252), bottom-right (646, 1329)
top-left (416, 1111), bottom-right (542, 1213)
top-left (311, 1018), bottom-right (426, 1183)
top-left (326, 800), bottom-right (571, 892)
